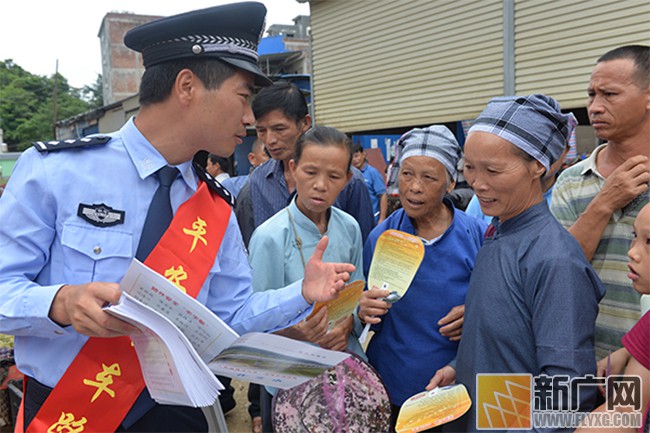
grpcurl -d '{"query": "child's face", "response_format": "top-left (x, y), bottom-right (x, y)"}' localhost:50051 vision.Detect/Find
top-left (628, 204), bottom-right (650, 294)
top-left (289, 143), bottom-right (352, 221)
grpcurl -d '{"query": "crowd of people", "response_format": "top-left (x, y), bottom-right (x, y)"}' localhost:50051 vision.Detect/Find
top-left (0, 1), bottom-right (647, 433)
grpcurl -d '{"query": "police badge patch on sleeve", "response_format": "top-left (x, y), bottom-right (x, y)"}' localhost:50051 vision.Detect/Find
top-left (78, 203), bottom-right (125, 227)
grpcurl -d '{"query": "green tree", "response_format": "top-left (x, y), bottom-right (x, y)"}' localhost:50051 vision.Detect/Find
top-left (0, 59), bottom-right (95, 151)
top-left (82, 74), bottom-right (104, 109)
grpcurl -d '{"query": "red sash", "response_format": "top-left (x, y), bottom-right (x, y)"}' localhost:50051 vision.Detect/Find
top-left (19, 181), bottom-right (231, 433)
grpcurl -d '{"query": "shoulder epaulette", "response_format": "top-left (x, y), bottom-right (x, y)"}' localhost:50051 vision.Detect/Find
top-left (32, 136), bottom-right (111, 152)
top-left (193, 161), bottom-right (236, 207)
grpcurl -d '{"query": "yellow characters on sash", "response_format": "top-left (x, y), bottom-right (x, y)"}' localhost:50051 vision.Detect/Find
top-left (82, 363), bottom-right (121, 403)
top-left (183, 216), bottom-right (208, 253)
top-left (166, 215), bottom-right (210, 292)
top-left (47, 411), bottom-right (87, 433)
top-left (165, 266), bottom-right (188, 292)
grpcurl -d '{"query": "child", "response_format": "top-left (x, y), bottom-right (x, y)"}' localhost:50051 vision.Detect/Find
top-left (249, 125), bottom-right (365, 353)
top-left (577, 202), bottom-right (650, 433)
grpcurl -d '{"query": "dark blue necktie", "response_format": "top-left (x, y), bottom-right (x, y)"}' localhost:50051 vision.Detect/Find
top-left (124, 166), bottom-right (179, 428)
top-left (135, 166), bottom-right (179, 261)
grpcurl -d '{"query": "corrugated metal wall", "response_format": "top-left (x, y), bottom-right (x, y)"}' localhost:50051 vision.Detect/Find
top-left (310, 0), bottom-right (504, 132)
top-left (515, 0), bottom-right (650, 109)
top-left (309, 0), bottom-right (650, 132)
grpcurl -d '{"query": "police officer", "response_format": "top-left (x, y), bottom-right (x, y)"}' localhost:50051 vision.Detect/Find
top-left (0, 3), bottom-right (354, 432)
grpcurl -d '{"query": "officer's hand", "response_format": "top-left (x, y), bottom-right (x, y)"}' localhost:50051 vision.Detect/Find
top-left (596, 155), bottom-right (649, 213)
top-left (49, 282), bottom-right (139, 338)
top-left (317, 315), bottom-right (353, 351)
top-left (302, 236), bottom-right (355, 304)
top-left (438, 304), bottom-right (464, 341)
top-left (358, 287), bottom-right (392, 325)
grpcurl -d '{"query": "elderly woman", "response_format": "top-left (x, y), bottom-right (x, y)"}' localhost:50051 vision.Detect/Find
top-left (358, 125), bottom-right (487, 429)
top-left (427, 95), bottom-right (606, 432)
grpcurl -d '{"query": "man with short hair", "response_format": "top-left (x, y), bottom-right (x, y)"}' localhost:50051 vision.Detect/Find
top-left (551, 45), bottom-right (650, 359)
top-left (0, 3), bottom-right (354, 432)
top-left (352, 143), bottom-right (388, 224)
top-left (235, 81), bottom-right (375, 246)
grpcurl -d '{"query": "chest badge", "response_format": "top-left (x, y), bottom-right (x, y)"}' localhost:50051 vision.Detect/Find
top-left (78, 203), bottom-right (125, 227)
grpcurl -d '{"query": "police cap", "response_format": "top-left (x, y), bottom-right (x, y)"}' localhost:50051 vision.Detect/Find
top-left (124, 2), bottom-right (271, 86)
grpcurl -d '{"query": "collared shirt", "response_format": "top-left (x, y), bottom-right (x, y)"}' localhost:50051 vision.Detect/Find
top-left (220, 174), bottom-right (248, 198)
top-left (215, 172), bottom-right (230, 183)
top-left (236, 159), bottom-right (375, 246)
top-left (551, 143), bottom-right (644, 359)
top-left (454, 201), bottom-right (605, 432)
top-left (248, 197), bottom-right (366, 358)
top-left (359, 162), bottom-right (386, 223)
top-left (0, 117), bottom-right (312, 388)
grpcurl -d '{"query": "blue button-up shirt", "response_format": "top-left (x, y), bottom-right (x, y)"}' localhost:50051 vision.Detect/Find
top-left (0, 117), bottom-right (312, 388)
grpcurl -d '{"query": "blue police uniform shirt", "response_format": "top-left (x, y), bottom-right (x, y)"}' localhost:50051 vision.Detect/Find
top-left (0, 117), bottom-right (313, 388)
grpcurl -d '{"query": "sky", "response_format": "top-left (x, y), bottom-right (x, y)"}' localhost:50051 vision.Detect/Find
top-left (1, 0), bottom-right (309, 88)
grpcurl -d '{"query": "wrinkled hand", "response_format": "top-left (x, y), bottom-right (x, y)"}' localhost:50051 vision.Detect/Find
top-left (317, 315), bottom-right (353, 351)
top-left (49, 282), bottom-right (138, 338)
top-left (358, 286), bottom-right (392, 325)
top-left (276, 307), bottom-right (329, 343)
top-left (302, 236), bottom-right (355, 304)
top-left (426, 365), bottom-right (456, 390)
top-left (597, 155), bottom-right (649, 213)
top-left (438, 304), bottom-right (464, 341)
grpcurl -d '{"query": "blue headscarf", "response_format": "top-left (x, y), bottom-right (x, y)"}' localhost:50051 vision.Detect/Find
top-left (387, 125), bottom-right (462, 190)
top-left (468, 94), bottom-right (577, 172)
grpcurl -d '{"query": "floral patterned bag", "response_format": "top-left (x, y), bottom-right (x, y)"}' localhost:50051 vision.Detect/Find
top-left (272, 354), bottom-right (391, 432)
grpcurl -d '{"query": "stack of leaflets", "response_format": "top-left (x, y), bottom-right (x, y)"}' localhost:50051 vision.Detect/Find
top-left (106, 259), bottom-right (350, 408)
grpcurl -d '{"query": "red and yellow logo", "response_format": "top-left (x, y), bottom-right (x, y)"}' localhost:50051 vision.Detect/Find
top-left (476, 374), bottom-right (532, 430)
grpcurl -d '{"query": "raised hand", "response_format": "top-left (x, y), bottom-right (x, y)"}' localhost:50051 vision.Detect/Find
top-left (302, 236), bottom-right (355, 304)
top-left (596, 155), bottom-right (649, 213)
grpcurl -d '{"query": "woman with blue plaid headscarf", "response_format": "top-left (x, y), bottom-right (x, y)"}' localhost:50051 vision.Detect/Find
top-left (358, 125), bottom-right (487, 430)
top-left (427, 94), bottom-right (606, 432)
